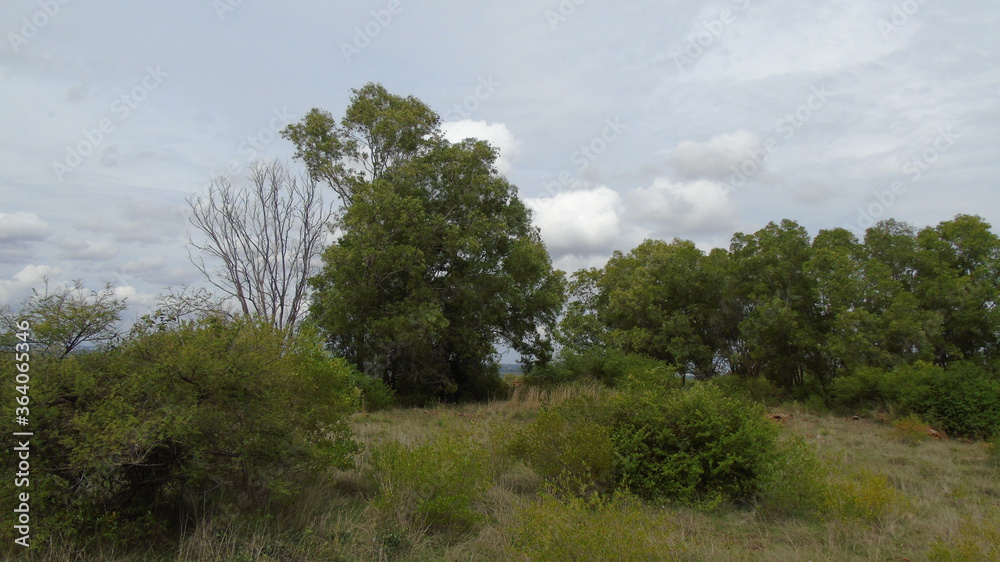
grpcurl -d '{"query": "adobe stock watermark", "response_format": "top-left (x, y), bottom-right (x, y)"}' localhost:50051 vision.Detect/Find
top-left (726, 84), bottom-right (833, 192)
top-left (879, 0), bottom-right (931, 41)
top-left (670, 0), bottom-right (752, 71)
top-left (51, 65), bottom-right (169, 182)
top-left (846, 127), bottom-right (958, 234)
top-left (7, 0), bottom-right (72, 54)
top-left (440, 75), bottom-right (501, 122)
top-left (205, 106), bottom-right (296, 184)
top-left (538, 117), bottom-right (628, 204)
top-left (545, 0), bottom-right (589, 30)
top-left (212, 0), bottom-right (247, 22)
top-left (341, 0), bottom-right (405, 62)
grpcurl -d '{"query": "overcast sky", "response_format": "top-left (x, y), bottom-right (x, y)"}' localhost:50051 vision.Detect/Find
top-left (2, 0), bottom-right (998, 326)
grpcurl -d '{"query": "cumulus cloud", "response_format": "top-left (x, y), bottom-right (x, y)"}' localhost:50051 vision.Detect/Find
top-left (0, 264), bottom-right (61, 305)
top-left (525, 187), bottom-right (629, 256)
top-left (668, 130), bottom-right (764, 181)
top-left (57, 239), bottom-right (119, 261)
top-left (442, 119), bottom-right (520, 176)
top-left (624, 178), bottom-right (739, 235)
top-left (0, 211), bottom-right (50, 242)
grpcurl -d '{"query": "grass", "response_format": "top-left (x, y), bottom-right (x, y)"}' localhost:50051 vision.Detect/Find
top-left (8, 386), bottom-right (999, 561)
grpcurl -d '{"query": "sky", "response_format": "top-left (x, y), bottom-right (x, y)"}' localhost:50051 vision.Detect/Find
top-left (2, 0), bottom-right (999, 328)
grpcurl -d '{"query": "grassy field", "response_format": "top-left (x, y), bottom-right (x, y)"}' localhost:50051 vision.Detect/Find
top-left (15, 384), bottom-right (1000, 561)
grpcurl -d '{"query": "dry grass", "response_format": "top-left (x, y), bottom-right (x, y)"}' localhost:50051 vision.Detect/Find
top-left (10, 390), bottom-right (998, 561)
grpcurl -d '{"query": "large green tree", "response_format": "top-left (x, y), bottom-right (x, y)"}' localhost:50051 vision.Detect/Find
top-left (288, 84), bottom-right (565, 402)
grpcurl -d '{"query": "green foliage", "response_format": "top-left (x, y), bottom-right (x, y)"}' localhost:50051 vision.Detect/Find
top-left (831, 361), bottom-right (1000, 439)
top-left (366, 432), bottom-right (495, 531)
top-left (523, 347), bottom-right (671, 388)
top-left (507, 493), bottom-right (683, 560)
top-left (298, 84), bottom-right (565, 404)
top-left (0, 278), bottom-right (126, 358)
top-left (608, 382), bottom-right (781, 506)
top-left (902, 361), bottom-right (1000, 439)
top-left (559, 239), bottom-right (726, 378)
top-left (559, 215), bottom-right (1000, 400)
top-left (891, 413), bottom-right (934, 445)
top-left (351, 371), bottom-right (396, 412)
top-left (712, 374), bottom-right (788, 407)
top-left (757, 436), bottom-right (829, 517)
top-left (508, 405), bottom-right (615, 495)
top-left (1, 318), bottom-right (359, 547)
top-left (822, 469), bottom-right (906, 523)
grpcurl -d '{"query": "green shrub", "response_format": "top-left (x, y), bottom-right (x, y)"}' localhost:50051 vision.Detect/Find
top-left (713, 374), bottom-right (788, 407)
top-left (822, 468), bottom-right (906, 523)
top-left (0, 318), bottom-right (360, 548)
top-left (608, 382), bottom-right (781, 506)
top-left (830, 362), bottom-right (1000, 439)
top-left (758, 436), bottom-right (829, 517)
top-left (828, 366), bottom-right (904, 412)
top-left (508, 405), bottom-right (615, 495)
top-left (352, 371), bottom-right (396, 411)
top-left (524, 348), bottom-right (670, 388)
top-left (901, 361), bottom-right (1000, 440)
top-left (366, 432), bottom-right (495, 531)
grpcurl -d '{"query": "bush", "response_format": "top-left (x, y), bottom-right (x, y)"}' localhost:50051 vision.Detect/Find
top-left (524, 348), bottom-right (670, 388)
top-left (758, 436), bottom-right (829, 517)
top-left (830, 362), bottom-right (1000, 439)
top-left (901, 362), bottom-right (1000, 440)
top-left (713, 374), bottom-right (788, 407)
top-left (508, 404), bottom-right (615, 495)
top-left (365, 432), bottom-right (495, 532)
top-left (1, 318), bottom-right (360, 547)
top-left (352, 371), bottom-right (396, 411)
top-left (608, 381), bottom-right (782, 506)
top-left (891, 413), bottom-right (934, 445)
top-left (822, 469), bottom-right (906, 523)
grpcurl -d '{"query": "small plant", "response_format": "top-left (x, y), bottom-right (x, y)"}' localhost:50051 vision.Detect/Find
top-left (758, 436), bottom-right (829, 517)
top-left (366, 431), bottom-right (494, 532)
top-left (822, 468), bottom-right (906, 523)
top-left (507, 404), bottom-right (615, 496)
top-left (891, 413), bottom-right (934, 445)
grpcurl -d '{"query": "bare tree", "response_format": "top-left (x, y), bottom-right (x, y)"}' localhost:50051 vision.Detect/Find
top-left (187, 161), bottom-right (335, 334)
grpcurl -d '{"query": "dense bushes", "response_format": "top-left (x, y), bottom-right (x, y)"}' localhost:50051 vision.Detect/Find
top-left (509, 379), bottom-right (812, 508)
top-left (608, 381), bottom-right (782, 505)
top-left (1, 318), bottom-right (359, 546)
top-left (830, 361), bottom-right (1000, 439)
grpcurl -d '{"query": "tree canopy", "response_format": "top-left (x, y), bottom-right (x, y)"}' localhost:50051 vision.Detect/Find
top-left (286, 84), bottom-right (565, 403)
top-left (560, 215), bottom-right (1000, 391)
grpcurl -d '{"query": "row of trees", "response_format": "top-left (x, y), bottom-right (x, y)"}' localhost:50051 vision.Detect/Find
top-left (8, 83), bottom-right (995, 405)
top-left (559, 215), bottom-right (1000, 390)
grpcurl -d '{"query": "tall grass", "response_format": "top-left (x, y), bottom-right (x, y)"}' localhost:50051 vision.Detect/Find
top-left (9, 388), bottom-right (1000, 561)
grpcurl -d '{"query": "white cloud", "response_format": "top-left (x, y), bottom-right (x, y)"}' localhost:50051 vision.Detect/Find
top-left (0, 211), bottom-right (50, 242)
top-left (526, 187), bottom-right (630, 256)
top-left (57, 239), bottom-right (120, 261)
top-left (625, 178), bottom-right (739, 235)
top-left (668, 130), bottom-right (764, 181)
top-left (0, 264), bottom-right (61, 305)
top-left (442, 120), bottom-right (520, 176)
